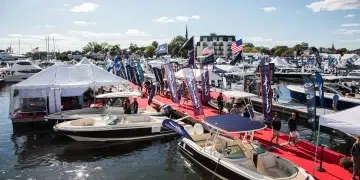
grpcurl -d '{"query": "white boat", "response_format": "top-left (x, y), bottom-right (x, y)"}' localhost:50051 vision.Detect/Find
top-left (53, 114), bottom-right (179, 142)
top-left (0, 52), bottom-right (27, 61)
top-left (176, 114), bottom-right (314, 180)
top-left (4, 59), bottom-right (42, 82)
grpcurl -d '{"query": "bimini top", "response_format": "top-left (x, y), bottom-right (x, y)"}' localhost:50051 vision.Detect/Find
top-left (204, 114), bottom-right (266, 133)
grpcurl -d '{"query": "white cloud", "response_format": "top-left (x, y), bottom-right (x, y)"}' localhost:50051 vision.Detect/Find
top-left (8, 34), bottom-right (22, 37)
top-left (71, 2), bottom-right (99, 12)
top-left (73, 21), bottom-right (96, 25)
top-left (176, 16), bottom-right (189, 21)
top-left (45, 25), bottom-right (55, 28)
top-left (341, 23), bottom-right (360, 27)
top-left (345, 14), bottom-right (356, 18)
top-left (244, 37), bottom-right (272, 42)
top-left (306, 0), bottom-right (360, 12)
top-left (191, 15), bottom-right (200, 20)
top-left (59, 8), bottom-right (65, 11)
top-left (333, 29), bottom-right (360, 34)
top-left (154, 17), bottom-right (175, 23)
top-left (262, 7), bottom-right (276, 12)
top-left (125, 29), bottom-right (149, 37)
top-left (64, 4), bottom-right (69, 7)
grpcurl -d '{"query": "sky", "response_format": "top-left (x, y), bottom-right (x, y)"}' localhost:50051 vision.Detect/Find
top-left (1, 0), bottom-right (360, 53)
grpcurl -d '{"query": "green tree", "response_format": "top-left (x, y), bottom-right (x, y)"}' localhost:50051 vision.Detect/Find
top-left (337, 48), bottom-right (348, 55)
top-left (243, 43), bottom-right (254, 48)
top-left (152, 41), bottom-right (159, 48)
top-left (281, 48), bottom-right (294, 57)
top-left (273, 46), bottom-right (289, 57)
top-left (110, 44), bottom-right (121, 52)
top-left (144, 46), bottom-right (156, 57)
top-left (129, 43), bottom-right (139, 53)
top-left (82, 42), bottom-right (103, 53)
top-left (168, 35), bottom-right (187, 57)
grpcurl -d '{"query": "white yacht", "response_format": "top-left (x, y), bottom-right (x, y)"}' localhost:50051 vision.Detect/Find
top-left (0, 52), bottom-right (27, 61)
top-left (4, 59), bottom-right (42, 82)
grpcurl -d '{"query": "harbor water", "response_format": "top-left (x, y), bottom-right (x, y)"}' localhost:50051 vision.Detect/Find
top-left (0, 84), bottom-right (353, 179)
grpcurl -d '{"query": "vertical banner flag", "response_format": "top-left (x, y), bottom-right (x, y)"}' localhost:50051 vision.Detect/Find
top-left (201, 65), bottom-right (210, 103)
top-left (315, 73), bottom-right (324, 108)
top-left (333, 94), bottom-right (339, 111)
top-left (148, 85), bottom-right (157, 105)
top-left (303, 75), bottom-right (316, 130)
top-left (126, 65), bottom-right (132, 82)
top-left (259, 65), bottom-right (273, 123)
top-left (162, 119), bottom-right (194, 141)
top-left (119, 61), bottom-right (126, 79)
top-left (164, 63), bottom-right (179, 103)
top-left (183, 68), bottom-right (204, 115)
top-left (136, 62), bottom-right (144, 82)
top-left (152, 67), bottom-right (163, 84)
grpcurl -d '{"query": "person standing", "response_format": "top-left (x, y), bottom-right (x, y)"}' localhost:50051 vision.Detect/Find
top-left (132, 98), bottom-right (139, 114)
top-left (271, 112), bottom-right (281, 144)
top-left (288, 113), bottom-right (298, 147)
top-left (351, 136), bottom-right (360, 180)
top-left (123, 98), bottom-right (131, 114)
top-left (217, 92), bottom-right (224, 115)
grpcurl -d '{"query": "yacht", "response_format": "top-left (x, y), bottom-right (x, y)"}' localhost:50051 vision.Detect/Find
top-left (53, 114), bottom-right (181, 142)
top-left (287, 84), bottom-right (360, 110)
top-left (4, 59), bottom-right (42, 82)
top-left (175, 114), bottom-right (314, 180)
top-left (0, 52), bottom-right (27, 61)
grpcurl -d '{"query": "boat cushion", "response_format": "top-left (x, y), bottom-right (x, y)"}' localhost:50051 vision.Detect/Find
top-left (261, 154), bottom-right (277, 169)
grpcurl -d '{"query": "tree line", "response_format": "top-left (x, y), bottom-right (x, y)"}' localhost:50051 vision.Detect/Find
top-left (22, 36), bottom-right (350, 60)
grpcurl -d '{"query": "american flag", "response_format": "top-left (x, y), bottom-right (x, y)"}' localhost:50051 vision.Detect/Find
top-left (31, 47), bottom-right (39, 53)
top-left (202, 46), bottom-right (214, 55)
top-left (231, 39), bottom-right (243, 54)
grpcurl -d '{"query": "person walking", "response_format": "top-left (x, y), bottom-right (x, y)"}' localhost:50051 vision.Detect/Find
top-left (271, 112), bottom-right (281, 144)
top-left (217, 92), bottom-right (224, 115)
top-left (132, 98), bottom-right (138, 114)
top-left (288, 113), bottom-right (298, 147)
top-left (351, 136), bottom-right (360, 180)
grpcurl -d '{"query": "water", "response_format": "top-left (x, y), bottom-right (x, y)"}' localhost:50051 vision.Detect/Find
top-left (0, 84), bottom-right (353, 179)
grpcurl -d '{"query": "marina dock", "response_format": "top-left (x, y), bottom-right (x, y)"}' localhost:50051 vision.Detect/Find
top-left (150, 91), bottom-right (352, 180)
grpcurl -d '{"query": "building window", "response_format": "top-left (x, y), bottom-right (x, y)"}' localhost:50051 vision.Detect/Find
top-left (213, 37), bottom-right (217, 41)
top-left (219, 37), bottom-right (223, 41)
top-left (203, 37), bottom-right (207, 41)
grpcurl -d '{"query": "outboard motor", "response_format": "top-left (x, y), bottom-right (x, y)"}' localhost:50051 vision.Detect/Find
top-left (159, 104), bottom-right (172, 116)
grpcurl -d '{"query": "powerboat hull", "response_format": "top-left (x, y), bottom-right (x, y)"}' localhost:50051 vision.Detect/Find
top-left (55, 126), bottom-right (176, 142)
top-left (288, 85), bottom-right (360, 110)
top-left (178, 141), bottom-right (250, 180)
top-left (4, 74), bottom-right (34, 82)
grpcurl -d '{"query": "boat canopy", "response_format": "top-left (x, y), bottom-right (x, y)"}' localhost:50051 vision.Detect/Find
top-left (205, 114), bottom-right (266, 133)
top-left (175, 69), bottom-right (222, 83)
top-left (222, 90), bottom-right (258, 98)
top-left (76, 57), bottom-right (92, 65)
top-left (269, 56), bottom-right (290, 67)
top-left (320, 106), bottom-right (360, 136)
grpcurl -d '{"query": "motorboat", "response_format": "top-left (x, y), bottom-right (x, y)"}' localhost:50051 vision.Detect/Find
top-left (4, 59), bottom-right (42, 82)
top-left (0, 52), bottom-right (27, 61)
top-left (53, 114), bottom-right (181, 142)
top-left (274, 67), bottom-right (312, 82)
top-left (44, 91), bottom-right (172, 123)
top-left (287, 84), bottom-right (360, 110)
top-left (175, 114), bottom-right (314, 180)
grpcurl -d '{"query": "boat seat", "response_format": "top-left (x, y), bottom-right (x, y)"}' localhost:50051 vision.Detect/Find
top-left (192, 133), bottom-right (211, 142)
top-left (265, 167), bottom-right (289, 178)
top-left (70, 119), bottom-right (95, 126)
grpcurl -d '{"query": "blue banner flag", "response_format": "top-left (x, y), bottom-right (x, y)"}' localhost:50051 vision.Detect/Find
top-left (164, 63), bottom-right (179, 103)
top-left (303, 75), bottom-right (316, 130)
top-left (188, 49), bottom-right (195, 68)
top-left (315, 73), bottom-right (324, 108)
top-left (152, 67), bottom-right (163, 84)
top-left (201, 65), bottom-right (210, 103)
top-left (183, 68), bottom-right (204, 115)
top-left (148, 85), bottom-right (156, 105)
top-left (162, 119), bottom-right (193, 141)
top-left (126, 65), bottom-right (132, 81)
top-left (259, 65), bottom-right (273, 123)
top-left (136, 62), bottom-right (144, 81)
top-left (201, 54), bottom-right (215, 66)
top-left (155, 43), bottom-right (168, 55)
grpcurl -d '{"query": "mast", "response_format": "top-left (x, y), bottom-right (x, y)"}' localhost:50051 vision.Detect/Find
top-left (18, 39), bottom-right (20, 54)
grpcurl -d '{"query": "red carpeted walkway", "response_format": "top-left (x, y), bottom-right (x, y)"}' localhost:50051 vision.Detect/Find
top-left (150, 93), bottom-right (352, 180)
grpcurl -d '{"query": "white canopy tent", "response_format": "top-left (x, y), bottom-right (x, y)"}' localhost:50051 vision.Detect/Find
top-left (270, 56), bottom-right (290, 67)
top-left (319, 106), bottom-right (360, 136)
top-left (214, 65), bottom-right (242, 73)
top-left (76, 57), bottom-right (92, 65)
top-left (10, 64), bottom-right (129, 114)
top-left (174, 69), bottom-right (222, 86)
top-left (216, 58), bottom-right (226, 64)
